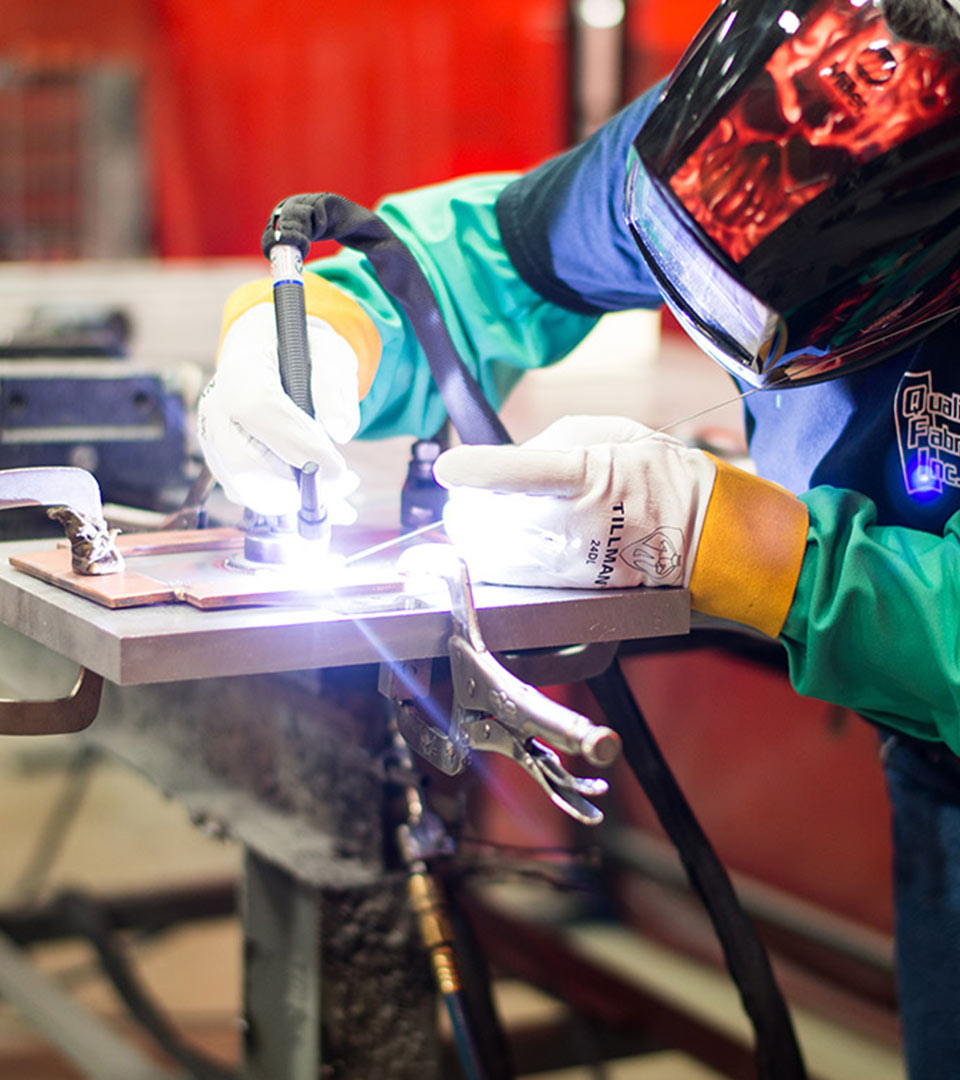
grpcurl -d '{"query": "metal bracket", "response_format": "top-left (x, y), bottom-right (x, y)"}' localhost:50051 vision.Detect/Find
top-left (0, 667), bottom-right (103, 735)
top-left (0, 465), bottom-right (110, 734)
top-left (0, 465), bottom-right (122, 574)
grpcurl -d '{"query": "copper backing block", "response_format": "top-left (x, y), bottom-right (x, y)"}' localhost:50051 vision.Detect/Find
top-left (9, 547), bottom-right (175, 608)
top-left (9, 528), bottom-right (411, 611)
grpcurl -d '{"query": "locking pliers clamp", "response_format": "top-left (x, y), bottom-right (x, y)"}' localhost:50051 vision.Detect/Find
top-left (381, 554), bottom-right (621, 825)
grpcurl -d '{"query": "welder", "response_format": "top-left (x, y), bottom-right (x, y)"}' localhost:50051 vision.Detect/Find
top-left (197, 0), bottom-right (960, 1074)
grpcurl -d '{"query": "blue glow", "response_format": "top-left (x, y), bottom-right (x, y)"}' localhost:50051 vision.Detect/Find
top-left (904, 452), bottom-right (944, 503)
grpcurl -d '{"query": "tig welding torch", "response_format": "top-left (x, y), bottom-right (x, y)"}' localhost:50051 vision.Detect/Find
top-left (264, 224), bottom-right (329, 545)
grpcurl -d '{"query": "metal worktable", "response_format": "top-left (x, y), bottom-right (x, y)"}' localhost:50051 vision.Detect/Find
top-left (0, 538), bottom-right (690, 686)
top-left (0, 537), bottom-right (692, 1080)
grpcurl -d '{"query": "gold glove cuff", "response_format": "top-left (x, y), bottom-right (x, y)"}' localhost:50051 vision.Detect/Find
top-left (218, 274), bottom-right (381, 399)
top-left (689, 456), bottom-right (809, 638)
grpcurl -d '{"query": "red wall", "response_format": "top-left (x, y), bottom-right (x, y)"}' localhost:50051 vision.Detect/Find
top-left (1, 0), bottom-right (728, 257)
top-left (610, 651), bottom-right (893, 932)
top-left (148, 0), bottom-right (569, 255)
top-left (2, 0), bottom-right (568, 256)
top-left (627, 0), bottom-right (717, 90)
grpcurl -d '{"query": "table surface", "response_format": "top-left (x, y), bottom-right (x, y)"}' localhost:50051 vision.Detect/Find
top-left (0, 538), bottom-right (690, 686)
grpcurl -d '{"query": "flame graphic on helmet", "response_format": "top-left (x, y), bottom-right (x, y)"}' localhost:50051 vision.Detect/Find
top-left (669, 0), bottom-right (960, 263)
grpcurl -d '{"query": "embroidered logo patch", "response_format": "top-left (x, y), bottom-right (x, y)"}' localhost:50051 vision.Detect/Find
top-left (894, 371), bottom-right (960, 497)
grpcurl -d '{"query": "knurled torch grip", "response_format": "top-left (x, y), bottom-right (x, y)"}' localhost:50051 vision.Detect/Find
top-left (263, 242), bottom-right (328, 543)
top-left (269, 244), bottom-right (314, 417)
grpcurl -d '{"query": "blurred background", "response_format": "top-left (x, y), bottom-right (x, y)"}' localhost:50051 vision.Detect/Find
top-left (0, 0), bottom-right (710, 261)
top-left (0, 3), bottom-right (903, 1078)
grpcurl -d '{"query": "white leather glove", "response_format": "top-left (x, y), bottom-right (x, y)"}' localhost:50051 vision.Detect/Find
top-left (433, 416), bottom-right (718, 590)
top-left (198, 300), bottom-right (362, 520)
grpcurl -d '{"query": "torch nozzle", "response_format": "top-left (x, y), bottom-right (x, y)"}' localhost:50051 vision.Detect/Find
top-left (297, 460), bottom-right (329, 544)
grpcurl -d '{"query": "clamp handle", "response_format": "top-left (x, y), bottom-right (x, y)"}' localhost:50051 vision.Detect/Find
top-left (386, 550), bottom-right (621, 825)
top-left (448, 637), bottom-right (621, 768)
top-left (442, 557), bottom-right (621, 767)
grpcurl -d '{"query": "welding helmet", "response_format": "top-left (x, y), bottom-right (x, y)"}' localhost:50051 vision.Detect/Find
top-left (626, 0), bottom-right (960, 388)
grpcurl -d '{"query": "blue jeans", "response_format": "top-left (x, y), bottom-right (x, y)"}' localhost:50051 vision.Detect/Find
top-left (882, 731), bottom-right (960, 1080)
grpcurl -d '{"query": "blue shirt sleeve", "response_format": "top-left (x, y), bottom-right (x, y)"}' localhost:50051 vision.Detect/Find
top-left (495, 87), bottom-right (665, 315)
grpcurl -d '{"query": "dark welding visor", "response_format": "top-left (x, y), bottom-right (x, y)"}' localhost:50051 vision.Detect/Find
top-left (625, 0), bottom-right (960, 389)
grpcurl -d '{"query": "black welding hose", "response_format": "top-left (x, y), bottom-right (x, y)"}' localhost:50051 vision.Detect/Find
top-left (262, 193), bottom-right (512, 448)
top-left (261, 238), bottom-right (329, 542)
top-left (263, 235), bottom-right (315, 419)
top-left (587, 657), bottom-right (808, 1080)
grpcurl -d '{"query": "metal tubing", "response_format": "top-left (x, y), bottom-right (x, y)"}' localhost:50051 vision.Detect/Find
top-left (0, 666), bottom-right (102, 735)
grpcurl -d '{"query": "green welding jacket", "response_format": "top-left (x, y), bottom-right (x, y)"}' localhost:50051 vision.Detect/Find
top-left (306, 89), bottom-right (960, 755)
top-left (309, 174), bottom-right (604, 444)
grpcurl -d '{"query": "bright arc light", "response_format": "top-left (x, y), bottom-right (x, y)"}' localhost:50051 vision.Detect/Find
top-left (778, 10), bottom-right (801, 33)
top-left (578, 0), bottom-right (625, 29)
